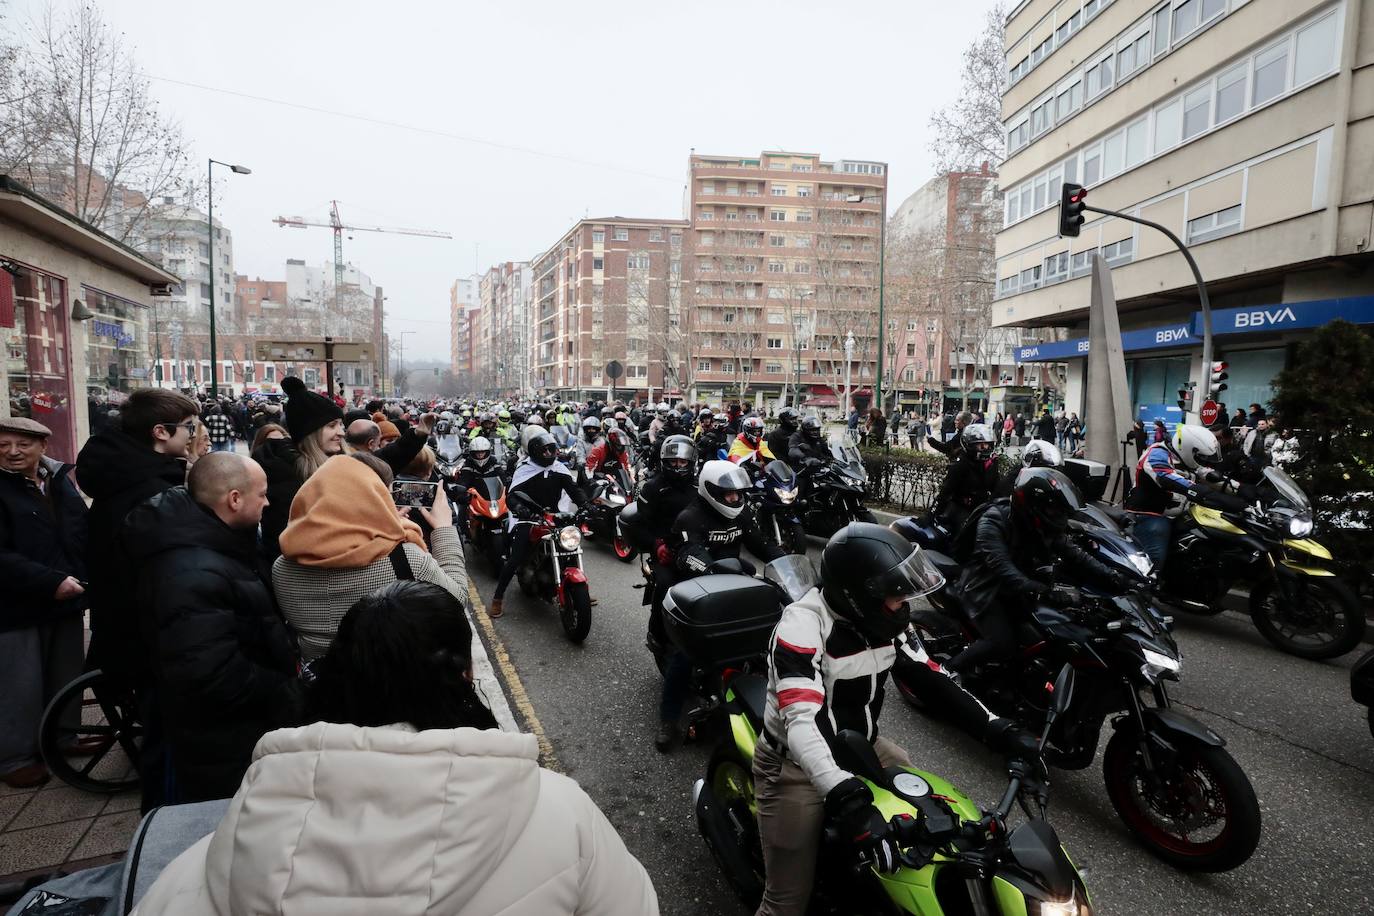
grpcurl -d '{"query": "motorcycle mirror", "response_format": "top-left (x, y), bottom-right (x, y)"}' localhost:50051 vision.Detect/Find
top-left (1050, 664), bottom-right (1075, 718)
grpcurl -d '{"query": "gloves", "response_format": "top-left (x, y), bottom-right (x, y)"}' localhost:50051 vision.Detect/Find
top-left (1043, 584), bottom-right (1082, 609)
top-left (654, 539), bottom-right (673, 567)
top-left (988, 719), bottom-right (1041, 760)
top-left (824, 777), bottom-right (900, 873)
top-left (804, 457), bottom-right (822, 469)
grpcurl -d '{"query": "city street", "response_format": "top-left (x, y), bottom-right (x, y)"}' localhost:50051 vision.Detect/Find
top-left (468, 536), bottom-right (1374, 916)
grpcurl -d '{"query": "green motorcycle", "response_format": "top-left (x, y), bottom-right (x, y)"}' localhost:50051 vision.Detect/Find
top-left (695, 665), bottom-right (1092, 915)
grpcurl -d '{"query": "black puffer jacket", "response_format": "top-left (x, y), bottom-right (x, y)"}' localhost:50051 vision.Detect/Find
top-left (75, 429), bottom-right (187, 680)
top-left (252, 436), bottom-right (304, 560)
top-left (0, 458), bottom-right (88, 632)
top-left (123, 487), bottom-right (301, 803)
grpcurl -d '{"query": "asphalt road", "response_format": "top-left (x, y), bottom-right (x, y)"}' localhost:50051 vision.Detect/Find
top-left (467, 536), bottom-right (1374, 916)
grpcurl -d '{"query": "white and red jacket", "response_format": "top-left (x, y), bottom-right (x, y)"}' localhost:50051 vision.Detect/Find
top-left (762, 587), bottom-right (1000, 795)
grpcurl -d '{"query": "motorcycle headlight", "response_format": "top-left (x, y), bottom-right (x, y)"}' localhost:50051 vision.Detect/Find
top-left (774, 486), bottom-right (796, 503)
top-left (1141, 646), bottom-right (1182, 682)
top-left (488, 503), bottom-right (501, 518)
top-left (607, 493), bottom-right (626, 507)
top-left (1288, 515), bottom-right (1313, 538)
top-left (1127, 552), bottom-right (1153, 578)
top-left (557, 525), bottom-right (583, 550)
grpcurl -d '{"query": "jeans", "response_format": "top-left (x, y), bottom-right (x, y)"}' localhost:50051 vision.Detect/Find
top-left (1131, 513), bottom-right (1172, 569)
top-left (211, 440), bottom-right (234, 453)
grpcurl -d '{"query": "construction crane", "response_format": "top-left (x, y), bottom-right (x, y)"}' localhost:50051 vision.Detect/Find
top-left (273, 201), bottom-right (452, 312)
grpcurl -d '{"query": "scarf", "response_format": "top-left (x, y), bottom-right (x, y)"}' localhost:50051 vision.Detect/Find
top-left (280, 455), bottom-right (427, 568)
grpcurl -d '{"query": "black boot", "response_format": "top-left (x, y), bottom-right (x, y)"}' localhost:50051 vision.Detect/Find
top-left (654, 720), bottom-right (681, 753)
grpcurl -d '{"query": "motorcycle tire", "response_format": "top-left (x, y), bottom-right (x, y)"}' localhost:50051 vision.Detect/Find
top-left (1102, 727), bottom-right (1261, 872)
top-left (1249, 576), bottom-right (1365, 660)
top-left (704, 743), bottom-right (765, 907)
top-left (560, 580), bottom-right (593, 643)
top-left (612, 535), bottom-right (637, 563)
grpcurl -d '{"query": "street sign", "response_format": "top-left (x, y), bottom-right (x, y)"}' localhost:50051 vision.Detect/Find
top-left (254, 339), bottom-right (373, 362)
top-left (1199, 399), bottom-right (1220, 427)
top-left (605, 360), bottom-right (623, 380)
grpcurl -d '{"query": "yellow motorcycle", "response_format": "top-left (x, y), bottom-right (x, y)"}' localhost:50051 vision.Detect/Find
top-left (1160, 468), bottom-right (1364, 659)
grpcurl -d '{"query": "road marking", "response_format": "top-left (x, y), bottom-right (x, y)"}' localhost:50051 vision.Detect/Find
top-left (467, 582), bottom-right (562, 772)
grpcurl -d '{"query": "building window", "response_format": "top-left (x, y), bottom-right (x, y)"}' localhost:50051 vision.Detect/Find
top-left (1043, 251), bottom-right (1069, 283)
top-left (698, 359), bottom-right (712, 371)
top-left (698, 210), bottom-right (714, 220)
top-left (767, 337), bottom-right (783, 349)
top-left (614, 228), bottom-right (629, 241)
top-left (792, 164), bottom-right (813, 172)
top-left (1154, 97), bottom-right (1182, 153)
top-left (701, 182), bottom-right (715, 195)
top-left (1296, 14), bottom-right (1339, 86)
top-left (1102, 237), bottom-right (1134, 266)
top-left (770, 235), bottom-right (786, 247)
top-left (795, 211), bottom-right (812, 222)
top-left (1215, 62), bottom-right (1247, 123)
top-left (1252, 40), bottom-right (1289, 106)
top-left (592, 230), bottom-right (604, 243)
top-left (670, 232), bottom-right (682, 248)
top-left (720, 361), bottom-right (735, 373)
top-left (1186, 204), bottom-right (1242, 243)
top-left (768, 261), bottom-right (784, 273)
top-left (649, 229), bottom-right (663, 241)
top-left (796, 186), bottom-right (811, 197)
top-left (1182, 85), bottom-right (1210, 140)
top-left (593, 258), bottom-right (604, 270)
top-left (794, 235), bottom-right (810, 248)
top-left (1019, 266), bottom-right (1043, 290)
top-left (771, 185), bottom-right (787, 196)
top-left (770, 210), bottom-right (786, 222)
top-left (1070, 251), bottom-right (1093, 278)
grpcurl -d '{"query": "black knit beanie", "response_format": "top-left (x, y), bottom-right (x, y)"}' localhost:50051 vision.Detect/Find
top-left (281, 376), bottom-right (343, 443)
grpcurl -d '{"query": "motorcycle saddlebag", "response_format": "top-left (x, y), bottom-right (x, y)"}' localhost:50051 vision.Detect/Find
top-left (664, 574), bottom-right (783, 668)
top-left (1062, 458), bottom-right (1109, 501)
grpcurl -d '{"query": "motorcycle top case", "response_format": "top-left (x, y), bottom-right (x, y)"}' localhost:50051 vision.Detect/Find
top-left (664, 574), bottom-right (783, 668)
top-left (1062, 457), bottom-right (1109, 501)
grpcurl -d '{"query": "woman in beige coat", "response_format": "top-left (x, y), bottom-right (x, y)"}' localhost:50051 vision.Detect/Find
top-left (132, 581), bottom-right (658, 915)
top-left (273, 452), bottom-right (467, 659)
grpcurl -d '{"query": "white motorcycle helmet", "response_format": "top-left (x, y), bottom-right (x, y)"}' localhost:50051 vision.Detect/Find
top-left (656, 401), bottom-right (671, 417)
top-left (1022, 439), bottom-right (1064, 468)
top-left (1171, 423), bottom-right (1221, 470)
top-left (698, 459), bottom-right (752, 520)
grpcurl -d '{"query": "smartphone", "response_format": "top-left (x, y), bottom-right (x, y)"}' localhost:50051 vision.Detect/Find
top-left (391, 480), bottom-right (439, 508)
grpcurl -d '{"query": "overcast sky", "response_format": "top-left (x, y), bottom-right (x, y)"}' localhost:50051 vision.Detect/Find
top-left (18, 0), bottom-right (1000, 361)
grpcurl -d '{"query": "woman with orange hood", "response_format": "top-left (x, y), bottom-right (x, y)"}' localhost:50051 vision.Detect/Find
top-left (272, 453), bottom-right (468, 660)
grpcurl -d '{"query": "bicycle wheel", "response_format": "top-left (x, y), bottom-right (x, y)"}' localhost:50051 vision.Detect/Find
top-left (40, 670), bottom-right (142, 793)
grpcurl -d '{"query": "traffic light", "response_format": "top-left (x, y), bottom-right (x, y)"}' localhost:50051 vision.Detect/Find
top-left (1059, 183), bottom-right (1087, 238)
top-left (1207, 361), bottom-right (1229, 399)
top-left (1177, 382), bottom-right (1195, 412)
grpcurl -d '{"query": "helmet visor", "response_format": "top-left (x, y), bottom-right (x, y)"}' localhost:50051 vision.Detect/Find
top-left (861, 549), bottom-right (945, 602)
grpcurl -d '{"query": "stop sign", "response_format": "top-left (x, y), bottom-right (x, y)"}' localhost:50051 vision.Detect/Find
top-left (1199, 399), bottom-right (1220, 427)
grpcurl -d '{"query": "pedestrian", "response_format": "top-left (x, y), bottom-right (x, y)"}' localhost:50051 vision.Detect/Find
top-left (1243, 418), bottom-right (1271, 469)
top-left (1231, 408), bottom-right (1247, 428)
top-left (122, 453), bottom-right (301, 808)
top-left (1002, 412), bottom-right (1015, 445)
top-left (0, 417), bottom-right (92, 788)
top-left (273, 453), bottom-right (466, 660)
top-left (1247, 402), bottom-right (1267, 429)
top-left (250, 422), bottom-right (288, 453)
top-left (1126, 420), bottom-right (1148, 459)
top-left (1055, 412), bottom-right (1069, 450)
top-left (252, 376), bottom-right (345, 560)
top-left (130, 580), bottom-right (659, 916)
top-left (205, 404), bottom-right (235, 453)
top-left (1067, 413), bottom-right (1083, 451)
top-left (1014, 412), bottom-right (1026, 439)
top-left (186, 419), bottom-right (212, 468)
top-left (1035, 410), bottom-right (1056, 443)
top-left (1272, 428), bottom-right (1299, 467)
top-left (1152, 420), bottom-right (1167, 443)
top-left (865, 407), bottom-right (887, 449)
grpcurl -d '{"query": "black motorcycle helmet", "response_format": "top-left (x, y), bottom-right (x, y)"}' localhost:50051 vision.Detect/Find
top-left (777, 407), bottom-right (800, 431)
top-left (1010, 467), bottom-right (1083, 536)
top-left (801, 415), bottom-right (824, 441)
top-left (742, 415), bottom-right (765, 446)
top-left (510, 408), bottom-right (526, 426)
top-left (659, 435), bottom-right (697, 482)
top-left (607, 428), bottom-right (629, 454)
top-left (527, 431), bottom-right (560, 468)
top-left (820, 523), bottom-right (944, 644)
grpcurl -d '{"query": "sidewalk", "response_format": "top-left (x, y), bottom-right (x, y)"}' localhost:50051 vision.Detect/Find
top-left (0, 777), bottom-right (140, 891)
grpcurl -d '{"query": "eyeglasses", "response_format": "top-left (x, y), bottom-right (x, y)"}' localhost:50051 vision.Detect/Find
top-left (162, 422), bottom-right (198, 437)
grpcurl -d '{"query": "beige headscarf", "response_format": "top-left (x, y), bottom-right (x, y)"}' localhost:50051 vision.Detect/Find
top-left (279, 455), bottom-right (427, 568)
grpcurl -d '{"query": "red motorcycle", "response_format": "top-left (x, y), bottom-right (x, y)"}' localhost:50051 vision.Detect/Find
top-left (510, 492), bottom-right (593, 642)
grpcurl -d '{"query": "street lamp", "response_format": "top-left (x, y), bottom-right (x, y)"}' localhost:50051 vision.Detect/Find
top-left (848, 189), bottom-right (887, 414)
top-left (843, 331), bottom-right (856, 417)
top-left (207, 159), bottom-right (251, 397)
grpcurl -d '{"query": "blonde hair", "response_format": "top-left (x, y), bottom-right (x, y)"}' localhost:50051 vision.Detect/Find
top-left (295, 426), bottom-right (334, 482)
top-left (402, 445), bottom-right (435, 480)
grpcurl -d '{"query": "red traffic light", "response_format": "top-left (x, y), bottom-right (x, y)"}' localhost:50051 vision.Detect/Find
top-left (1059, 183), bottom-right (1087, 238)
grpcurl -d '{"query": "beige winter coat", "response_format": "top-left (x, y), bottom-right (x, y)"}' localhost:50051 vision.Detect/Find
top-left (131, 722), bottom-right (659, 915)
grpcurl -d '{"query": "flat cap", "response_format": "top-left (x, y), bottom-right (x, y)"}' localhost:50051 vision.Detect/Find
top-left (0, 416), bottom-right (52, 438)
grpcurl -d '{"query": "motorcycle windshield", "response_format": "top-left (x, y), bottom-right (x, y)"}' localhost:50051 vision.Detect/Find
top-left (436, 435), bottom-right (463, 463)
top-left (474, 477), bottom-right (504, 502)
top-left (1261, 467), bottom-right (1311, 513)
top-left (764, 555), bottom-right (820, 602)
top-left (829, 433), bottom-right (867, 481)
top-left (551, 426), bottom-right (572, 448)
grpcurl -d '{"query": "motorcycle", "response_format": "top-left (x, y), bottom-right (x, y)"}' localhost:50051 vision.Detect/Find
top-left (1158, 467), bottom-right (1363, 659)
top-left (894, 576), bottom-right (1261, 873)
top-left (745, 458), bottom-right (806, 556)
top-left (585, 464), bottom-right (637, 562)
top-left (1353, 647), bottom-right (1374, 740)
top-left (434, 434), bottom-right (464, 480)
top-left (508, 491), bottom-right (594, 643)
top-left (462, 474), bottom-right (510, 575)
top-left (696, 659), bottom-right (1094, 914)
top-left (799, 433), bottom-right (877, 537)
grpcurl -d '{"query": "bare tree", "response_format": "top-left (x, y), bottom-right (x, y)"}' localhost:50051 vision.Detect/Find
top-left (811, 198), bottom-right (879, 415)
top-left (626, 250), bottom-right (692, 400)
top-left (928, 3), bottom-right (1007, 172)
top-left (1, 2), bottom-right (196, 242)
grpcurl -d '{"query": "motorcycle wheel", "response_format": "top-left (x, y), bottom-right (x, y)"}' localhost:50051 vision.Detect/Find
top-left (560, 579), bottom-right (593, 643)
top-left (612, 535), bottom-right (636, 563)
top-left (1249, 576), bottom-right (1365, 659)
top-left (705, 743), bottom-right (764, 907)
top-left (1102, 728), bottom-right (1261, 872)
top-left (894, 611), bottom-right (965, 712)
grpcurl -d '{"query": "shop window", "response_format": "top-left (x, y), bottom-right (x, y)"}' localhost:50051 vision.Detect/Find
top-left (6, 268), bottom-right (75, 460)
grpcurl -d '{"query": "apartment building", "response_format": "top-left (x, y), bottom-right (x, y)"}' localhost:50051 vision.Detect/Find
top-left (529, 217), bottom-right (689, 401)
top-left (450, 276), bottom-right (479, 380)
top-left (475, 262), bottom-right (532, 398)
top-left (687, 151), bottom-right (886, 411)
top-left (995, 0), bottom-right (1370, 418)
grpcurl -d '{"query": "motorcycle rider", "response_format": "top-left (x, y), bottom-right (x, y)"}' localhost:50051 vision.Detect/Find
top-left (451, 436), bottom-right (505, 534)
top-left (654, 461), bottom-right (785, 752)
top-left (933, 423), bottom-right (999, 534)
top-left (581, 416), bottom-right (604, 447)
top-left (695, 410), bottom-right (729, 464)
top-left (786, 415), bottom-right (830, 469)
top-left (947, 468), bottom-right (1140, 676)
top-left (647, 402), bottom-right (672, 443)
top-left (1125, 423), bottom-right (1247, 568)
top-left (636, 436), bottom-right (699, 653)
top-left (756, 523), bottom-right (1038, 915)
top-left (586, 427), bottom-right (632, 476)
top-left (994, 438), bottom-right (1062, 497)
top-left (766, 407), bottom-right (800, 460)
top-left (493, 409), bottom-right (516, 445)
top-left (489, 432), bottom-right (588, 620)
top-left (469, 411), bottom-right (499, 442)
top-left (728, 415), bottom-right (775, 467)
